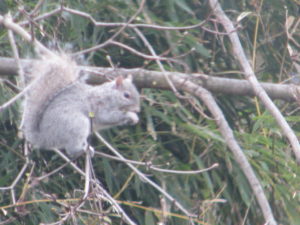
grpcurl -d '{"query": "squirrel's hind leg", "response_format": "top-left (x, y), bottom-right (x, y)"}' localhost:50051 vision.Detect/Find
top-left (65, 140), bottom-right (88, 159)
top-left (65, 143), bottom-right (94, 159)
top-left (62, 114), bottom-right (91, 158)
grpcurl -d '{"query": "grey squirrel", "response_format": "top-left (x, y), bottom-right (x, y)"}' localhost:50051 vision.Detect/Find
top-left (22, 53), bottom-right (140, 158)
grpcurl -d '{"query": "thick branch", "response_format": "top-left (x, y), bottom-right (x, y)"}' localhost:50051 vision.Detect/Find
top-left (208, 0), bottom-right (300, 165)
top-left (171, 76), bottom-right (276, 225)
top-left (208, 0), bottom-right (287, 224)
top-left (0, 15), bottom-right (54, 56)
top-left (0, 57), bottom-right (296, 102)
top-left (0, 55), bottom-right (285, 224)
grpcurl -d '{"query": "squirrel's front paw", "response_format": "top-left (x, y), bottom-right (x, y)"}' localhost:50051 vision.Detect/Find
top-left (126, 112), bottom-right (139, 125)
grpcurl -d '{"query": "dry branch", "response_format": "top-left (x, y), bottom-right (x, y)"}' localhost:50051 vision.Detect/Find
top-left (0, 4), bottom-right (296, 224)
top-left (172, 75), bottom-right (277, 225)
top-left (207, 0), bottom-right (284, 224)
top-left (0, 57), bottom-right (297, 102)
top-left (0, 54), bottom-right (278, 225)
top-left (0, 11), bottom-right (196, 223)
top-left (208, 0), bottom-right (300, 168)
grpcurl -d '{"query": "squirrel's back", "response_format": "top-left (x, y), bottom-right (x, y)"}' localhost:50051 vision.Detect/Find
top-left (22, 54), bottom-right (80, 145)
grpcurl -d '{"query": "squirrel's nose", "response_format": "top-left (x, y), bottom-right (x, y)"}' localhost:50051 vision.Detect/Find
top-left (132, 105), bottom-right (140, 113)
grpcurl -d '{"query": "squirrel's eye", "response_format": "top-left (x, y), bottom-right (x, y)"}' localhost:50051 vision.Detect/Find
top-left (124, 92), bottom-right (130, 99)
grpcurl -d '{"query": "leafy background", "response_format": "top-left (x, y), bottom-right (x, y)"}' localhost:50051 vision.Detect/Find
top-left (0, 0), bottom-right (300, 224)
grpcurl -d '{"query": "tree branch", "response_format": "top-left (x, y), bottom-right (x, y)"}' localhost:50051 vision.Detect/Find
top-left (0, 57), bottom-right (297, 102)
top-left (208, 0), bottom-right (300, 166)
top-left (0, 9), bottom-right (294, 224)
top-left (171, 75), bottom-right (277, 225)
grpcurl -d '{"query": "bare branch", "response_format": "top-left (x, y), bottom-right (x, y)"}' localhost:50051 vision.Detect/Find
top-left (0, 14), bottom-right (53, 56)
top-left (7, 18), bottom-right (24, 87)
top-left (0, 7), bottom-right (294, 224)
top-left (0, 73), bottom-right (42, 112)
top-left (208, 0), bottom-right (300, 166)
top-left (134, 27), bottom-right (180, 95)
top-left (19, 8), bottom-right (61, 26)
top-left (95, 132), bottom-right (197, 221)
top-left (208, 0), bottom-right (281, 224)
top-left (108, 40), bottom-right (185, 66)
top-left (74, 0), bottom-right (146, 56)
top-left (0, 57), bottom-right (297, 102)
top-left (52, 149), bottom-right (137, 225)
top-left (95, 151), bottom-right (219, 174)
top-left (170, 75), bottom-right (277, 225)
top-left (20, 6), bottom-right (207, 31)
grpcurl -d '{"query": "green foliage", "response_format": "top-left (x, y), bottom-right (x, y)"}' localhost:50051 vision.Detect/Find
top-left (0, 0), bottom-right (300, 224)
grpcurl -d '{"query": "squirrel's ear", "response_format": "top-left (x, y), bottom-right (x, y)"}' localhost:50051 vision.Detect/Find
top-left (115, 76), bottom-right (124, 88)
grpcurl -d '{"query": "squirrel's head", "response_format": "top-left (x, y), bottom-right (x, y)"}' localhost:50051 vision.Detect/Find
top-left (112, 75), bottom-right (140, 113)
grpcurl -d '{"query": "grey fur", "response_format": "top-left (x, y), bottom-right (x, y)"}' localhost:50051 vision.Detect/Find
top-left (22, 54), bottom-right (140, 158)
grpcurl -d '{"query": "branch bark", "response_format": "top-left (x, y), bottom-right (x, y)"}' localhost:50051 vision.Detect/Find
top-left (0, 57), bottom-right (297, 102)
top-left (208, 0), bottom-right (300, 168)
top-left (0, 57), bottom-right (278, 225)
top-left (0, 10), bottom-right (294, 224)
top-left (171, 76), bottom-right (277, 225)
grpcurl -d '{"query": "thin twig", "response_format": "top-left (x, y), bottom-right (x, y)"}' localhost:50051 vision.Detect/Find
top-left (0, 14), bottom-right (54, 56)
top-left (95, 151), bottom-right (218, 174)
top-left (134, 27), bottom-right (180, 96)
top-left (0, 74), bottom-right (40, 112)
top-left (73, 0), bottom-right (146, 56)
top-left (52, 149), bottom-right (137, 225)
top-left (108, 40), bottom-right (184, 65)
top-left (20, 6), bottom-right (207, 31)
top-left (95, 132), bottom-right (196, 221)
top-left (0, 143), bottom-right (30, 206)
top-left (19, 8), bottom-right (62, 26)
top-left (7, 12), bottom-right (27, 129)
top-left (29, 0), bottom-right (47, 15)
top-left (7, 17), bottom-right (25, 87)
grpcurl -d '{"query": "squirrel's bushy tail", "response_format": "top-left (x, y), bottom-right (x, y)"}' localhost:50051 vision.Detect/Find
top-left (22, 53), bottom-right (80, 146)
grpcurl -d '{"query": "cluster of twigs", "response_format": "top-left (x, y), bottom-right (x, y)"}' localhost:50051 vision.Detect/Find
top-left (0, 2), bottom-right (217, 224)
top-left (0, 0), bottom-right (299, 224)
